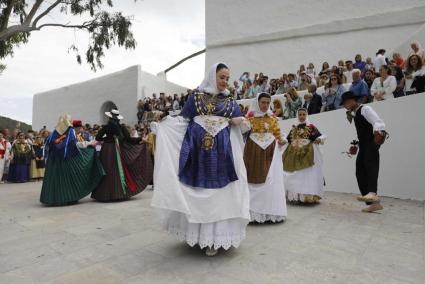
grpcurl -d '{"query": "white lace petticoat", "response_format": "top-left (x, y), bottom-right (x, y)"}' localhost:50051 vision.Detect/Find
top-left (249, 211), bottom-right (286, 223)
top-left (165, 211), bottom-right (247, 250)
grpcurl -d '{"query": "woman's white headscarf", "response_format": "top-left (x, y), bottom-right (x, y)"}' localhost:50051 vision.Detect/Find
top-left (251, 92), bottom-right (273, 117)
top-left (296, 108), bottom-right (311, 125)
top-left (55, 114), bottom-right (72, 135)
top-left (198, 62), bottom-right (230, 95)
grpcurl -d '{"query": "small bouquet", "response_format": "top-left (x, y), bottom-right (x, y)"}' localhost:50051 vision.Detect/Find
top-left (349, 140), bottom-right (359, 155)
top-left (341, 140), bottom-right (359, 157)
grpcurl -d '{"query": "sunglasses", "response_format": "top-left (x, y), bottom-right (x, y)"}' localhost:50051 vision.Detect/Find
top-left (331, 78), bottom-right (337, 80)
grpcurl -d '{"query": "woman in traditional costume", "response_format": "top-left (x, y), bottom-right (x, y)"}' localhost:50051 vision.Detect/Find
top-left (30, 136), bottom-right (45, 181)
top-left (243, 92), bottom-right (288, 223)
top-left (92, 109), bottom-right (153, 201)
top-left (151, 62), bottom-right (250, 256)
top-left (146, 120), bottom-right (158, 160)
top-left (40, 115), bottom-right (105, 205)
top-left (8, 132), bottom-right (32, 183)
top-left (282, 108), bottom-right (326, 204)
top-left (0, 132), bottom-right (9, 183)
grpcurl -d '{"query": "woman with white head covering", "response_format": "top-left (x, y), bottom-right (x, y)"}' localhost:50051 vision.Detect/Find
top-left (151, 62), bottom-right (250, 256)
top-left (40, 114), bottom-right (105, 205)
top-left (243, 92), bottom-right (288, 223)
top-left (282, 108), bottom-right (326, 204)
top-left (7, 131), bottom-right (32, 183)
top-left (92, 109), bottom-right (153, 201)
top-left (0, 132), bottom-right (8, 183)
top-left (409, 41), bottom-right (425, 63)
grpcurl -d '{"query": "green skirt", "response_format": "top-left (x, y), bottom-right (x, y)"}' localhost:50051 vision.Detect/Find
top-left (40, 148), bottom-right (105, 205)
top-left (282, 142), bottom-right (314, 172)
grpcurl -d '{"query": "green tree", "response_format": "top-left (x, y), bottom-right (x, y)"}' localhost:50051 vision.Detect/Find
top-left (0, 0), bottom-right (138, 72)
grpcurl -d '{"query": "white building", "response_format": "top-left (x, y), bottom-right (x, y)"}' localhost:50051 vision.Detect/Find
top-left (32, 65), bottom-right (187, 130)
top-left (206, 0), bottom-right (425, 79)
top-left (31, 1), bottom-right (425, 200)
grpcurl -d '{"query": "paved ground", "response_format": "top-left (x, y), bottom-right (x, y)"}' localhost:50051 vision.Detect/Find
top-left (0, 182), bottom-right (424, 284)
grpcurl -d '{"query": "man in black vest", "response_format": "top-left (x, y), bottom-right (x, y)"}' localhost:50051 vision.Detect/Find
top-left (341, 91), bottom-right (386, 213)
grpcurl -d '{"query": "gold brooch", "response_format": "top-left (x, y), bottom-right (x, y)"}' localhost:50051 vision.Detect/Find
top-left (202, 132), bottom-right (214, 150)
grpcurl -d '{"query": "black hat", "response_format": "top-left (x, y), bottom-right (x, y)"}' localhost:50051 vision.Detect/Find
top-left (340, 91), bottom-right (357, 105)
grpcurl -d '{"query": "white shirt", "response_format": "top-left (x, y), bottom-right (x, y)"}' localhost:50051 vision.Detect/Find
top-left (373, 54), bottom-right (387, 73)
top-left (370, 76), bottom-right (397, 101)
top-left (355, 105), bottom-right (386, 132)
top-left (344, 70), bottom-right (354, 83)
top-left (173, 100), bottom-right (180, 110)
top-left (412, 67), bottom-right (425, 78)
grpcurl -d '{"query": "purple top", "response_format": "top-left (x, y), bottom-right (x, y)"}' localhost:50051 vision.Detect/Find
top-left (178, 91), bottom-right (243, 188)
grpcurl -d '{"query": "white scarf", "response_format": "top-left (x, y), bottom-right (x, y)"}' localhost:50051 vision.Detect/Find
top-left (198, 62), bottom-right (230, 96)
top-left (296, 109), bottom-right (311, 126)
top-left (250, 92), bottom-right (273, 117)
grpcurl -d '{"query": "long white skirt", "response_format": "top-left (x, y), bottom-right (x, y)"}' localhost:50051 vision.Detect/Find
top-left (151, 116), bottom-right (250, 250)
top-left (283, 144), bottom-right (324, 202)
top-left (0, 158), bottom-right (5, 179)
top-left (249, 143), bottom-right (287, 223)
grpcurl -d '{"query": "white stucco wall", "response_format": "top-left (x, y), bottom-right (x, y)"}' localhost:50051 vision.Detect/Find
top-left (205, 0), bottom-right (425, 80)
top-left (32, 65), bottom-right (186, 130)
top-left (275, 94), bottom-right (425, 201)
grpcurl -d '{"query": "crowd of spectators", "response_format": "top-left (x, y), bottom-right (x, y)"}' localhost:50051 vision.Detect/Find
top-left (231, 41), bottom-right (425, 119)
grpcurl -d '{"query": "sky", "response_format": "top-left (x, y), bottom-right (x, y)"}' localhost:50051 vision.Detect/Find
top-left (0, 0), bottom-right (205, 124)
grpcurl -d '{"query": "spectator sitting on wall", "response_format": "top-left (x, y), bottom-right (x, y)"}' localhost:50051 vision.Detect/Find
top-left (173, 94), bottom-right (180, 110)
top-left (288, 73), bottom-right (299, 89)
top-left (353, 54), bottom-right (366, 72)
top-left (365, 57), bottom-right (374, 71)
top-left (409, 41), bottom-right (425, 63)
top-left (405, 54), bottom-right (425, 94)
top-left (283, 87), bottom-right (302, 119)
top-left (232, 80), bottom-right (242, 100)
top-left (297, 64), bottom-right (306, 77)
top-left (390, 65), bottom-right (406, 98)
top-left (337, 60), bottom-right (347, 74)
top-left (318, 61), bottom-right (331, 77)
top-left (344, 60), bottom-right (354, 83)
top-left (317, 73), bottom-right (329, 88)
top-left (322, 74), bottom-right (345, 111)
top-left (349, 69), bottom-right (369, 103)
top-left (242, 80), bottom-right (252, 99)
top-left (269, 79), bottom-right (278, 95)
top-left (392, 52), bottom-right (404, 68)
top-left (331, 65), bottom-right (345, 81)
top-left (363, 69), bottom-right (376, 96)
top-left (370, 65), bottom-right (397, 101)
top-left (373, 49), bottom-right (387, 73)
top-left (275, 78), bottom-right (287, 95)
top-left (306, 63), bottom-right (316, 78)
top-left (239, 72), bottom-right (250, 84)
top-left (303, 84), bottom-right (322, 115)
top-left (298, 71), bottom-right (310, 91)
top-left (247, 79), bottom-right (260, 98)
top-left (165, 96), bottom-right (173, 111)
top-left (258, 75), bottom-right (269, 93)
